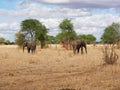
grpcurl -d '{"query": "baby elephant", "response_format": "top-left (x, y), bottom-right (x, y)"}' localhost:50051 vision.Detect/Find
top-left (23, 41), bottom-right (36, 54)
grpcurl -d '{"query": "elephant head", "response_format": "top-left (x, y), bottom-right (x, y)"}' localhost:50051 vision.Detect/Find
top-left (23, 41), bottom-right (27, 52)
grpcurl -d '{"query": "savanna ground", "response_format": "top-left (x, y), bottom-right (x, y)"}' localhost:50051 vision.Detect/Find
top-left (0, 44), bottom-right (120, 90)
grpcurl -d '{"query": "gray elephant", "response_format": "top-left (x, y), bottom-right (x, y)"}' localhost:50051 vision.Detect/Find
top-left (23, 41), bottom-right (36, 54)
top-left (72, 40), bottom-right (87, 54)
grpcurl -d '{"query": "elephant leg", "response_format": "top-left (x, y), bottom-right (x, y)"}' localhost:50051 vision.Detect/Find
top-left (31, 49), bottom-right (35, 54)
top-left (27, 48), bottom-right (30, 53)
top-left (74, 49), bottom-right (76, 54)
top-left (31, 50), bottom-right (33, 54)
top-left (81, 47), bottom-right (83, 54)
top-left (32, 50), bottom-right (34, 54)
top-left (72, 45), bottom-right (76, 54)
top-left (77, 48), bottom-right (80, 54)
top-left (34, 50), bottom-right (35, 53)
top-left (84, 46), bottom-right (87, 54)
top-left (33, 50), bottom-right (35, 54)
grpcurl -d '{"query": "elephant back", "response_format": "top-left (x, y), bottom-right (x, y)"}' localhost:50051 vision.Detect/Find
top-left (27, 41), bottom-right (36, 48)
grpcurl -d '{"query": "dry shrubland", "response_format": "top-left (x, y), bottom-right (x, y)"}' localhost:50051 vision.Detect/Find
top-left (0, 44), bottom-right (120, 90)
top-left (102, 45), bottom-right (119, 64)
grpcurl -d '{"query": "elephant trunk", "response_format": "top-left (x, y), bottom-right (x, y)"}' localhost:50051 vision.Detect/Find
top-left (23, 42), bottom-right (27, 53)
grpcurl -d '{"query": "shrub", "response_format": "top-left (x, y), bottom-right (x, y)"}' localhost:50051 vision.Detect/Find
top-left (102, 45), bottom-right (118, 64)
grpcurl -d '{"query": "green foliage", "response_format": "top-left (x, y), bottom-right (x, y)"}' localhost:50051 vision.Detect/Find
top-left (15, 32), bottom-right (26, 46)
top-left (47, 35), bottom-right (56, 44)
top-left (20, 18), bottom-right (48, 48)
top-left (101, 23), bottom-right (119, 44)
top-left (78, 34), bottom-right (96, 44)
top-left (0, 37), bottom-right (11, 45)
top-left (55, 32), bottom-right (66, 43)
top-left (59, 19), bottom-right (73, 32)
top-left (4, 40), bottom-right (11, 45)
top-left (20, 19), bottom-right (42, 41)
top-left (111, 22), bottom-right (120, 38)
top-left (0, 37), bottom-right (5, 43)
top-left (35, 24), bottom-right (48, 48)
top-left (59, 18), bottom-right (77, 41)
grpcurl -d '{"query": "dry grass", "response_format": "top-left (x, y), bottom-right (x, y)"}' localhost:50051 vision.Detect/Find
top-left (0, 44), bottom-right (120, 90)
top-left (102, 45), bottom-right (119, 64)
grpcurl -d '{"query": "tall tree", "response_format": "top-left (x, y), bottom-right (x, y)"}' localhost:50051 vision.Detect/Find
top-left (20, 18), bottom-right (48, 48)
top-left (101, 23), bottom-right (119, 44)
top-left (59, 19), bottom-right (76, 40)
top-left (59, 19), bottom-right (76, 49)
top-left (20, 19), bottom-right (42, 41)
top-left (35, 25), bottom-right (48, 48)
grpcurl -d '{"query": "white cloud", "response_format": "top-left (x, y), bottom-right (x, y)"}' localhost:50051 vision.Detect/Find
top-left (0, 33), bottom-right (5, 37)
top-left (71, 13), bottom-right (120, 41)
top-left (73, 14), bottom-right (120, 28)
top-left (0, 3), bottom-right (91, 18)
top-left (40, 18), bottom-right (60, 29)
top-left (44, 0), bottom-right (70, 3)
top-left (0, 22), bottom-right (20, 41)
top-left (0, 22), bottom-right (19, 30)
top-left (24, 0), bottom-right (120, 8)
top-left (0, 1), bottom-right (120, 41)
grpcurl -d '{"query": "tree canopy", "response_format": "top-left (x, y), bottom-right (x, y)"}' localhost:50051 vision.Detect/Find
top-left (18, 18), bottom-right (48, 48)
top-left (21, 19), bottom-right (38, 41)
top-left (35, 24), bottom-right (48, 48)
top-left (59, 18), bottom-right (77, 41)
top-left (0, 37), bottom-right (11, 45)
top-left (78, 34), bottom-right (96, 44)
top-left (0, 37), bottom-right (5, 44)
top-left (101, 23), bottom-right (120, 44)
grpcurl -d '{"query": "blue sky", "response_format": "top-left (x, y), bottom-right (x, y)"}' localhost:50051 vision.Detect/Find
top-left (0, 0), bottom-right (17, 9)
top-left (0, 0), bottom-right (120, 42)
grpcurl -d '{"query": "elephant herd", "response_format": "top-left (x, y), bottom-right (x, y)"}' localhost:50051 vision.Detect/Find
top-left (22, 39), bottom-right (87, 54)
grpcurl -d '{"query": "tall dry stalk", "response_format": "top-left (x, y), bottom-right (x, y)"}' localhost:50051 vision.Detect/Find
top-left (102, 45), bottom-right (118, 64)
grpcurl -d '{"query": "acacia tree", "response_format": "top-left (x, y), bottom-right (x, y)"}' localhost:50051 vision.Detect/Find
top-left (101, 23), bottom-right (119, 44)
top-left (20, 19), bottom-right (48, 48)
top-left (59, 19), bottom-right (76, 49)
top-left (20, 19), bottom-right (42, 41)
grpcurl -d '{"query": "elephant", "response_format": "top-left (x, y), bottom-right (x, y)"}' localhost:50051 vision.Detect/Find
top-left (72, 39), bottom-right (87, 54)
top-left (23, 41), bottom-right (36, 54)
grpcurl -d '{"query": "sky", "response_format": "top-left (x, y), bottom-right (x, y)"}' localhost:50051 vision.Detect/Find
top-left (0, 0), bottom-right (120, 42)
